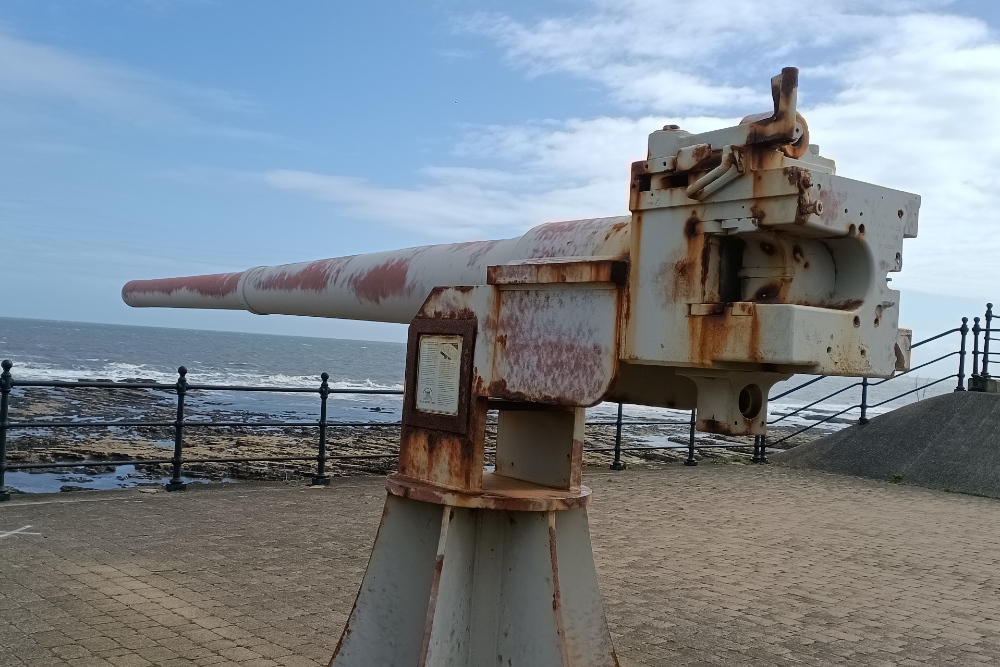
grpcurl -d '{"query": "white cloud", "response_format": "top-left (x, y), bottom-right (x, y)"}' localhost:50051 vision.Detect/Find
top-left (464, 0), bottom-right (954, 113)
top-left (261, 0), bottom-right (999, 302)
top-left (802, 11), bottom-right (1000, 299)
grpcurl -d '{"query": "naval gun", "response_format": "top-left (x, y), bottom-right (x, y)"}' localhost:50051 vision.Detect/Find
top-left (124, 69), bottom-right (918, 666)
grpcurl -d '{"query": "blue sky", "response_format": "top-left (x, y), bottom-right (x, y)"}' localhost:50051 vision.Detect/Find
top-left (1, 0), bottom-right (998, 343)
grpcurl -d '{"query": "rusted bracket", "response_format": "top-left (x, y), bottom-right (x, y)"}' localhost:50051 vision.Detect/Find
top-left (487, 258), bottom-right (628, 286)
top-left (745, 67), bottom-right (800, 145)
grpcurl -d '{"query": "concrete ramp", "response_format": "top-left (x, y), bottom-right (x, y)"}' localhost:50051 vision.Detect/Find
top-left (774, 391), bottom-right (1000, 497)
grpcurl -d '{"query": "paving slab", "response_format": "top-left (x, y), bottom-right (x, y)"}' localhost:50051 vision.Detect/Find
top-left (2, 465), bottom-right (999, 666)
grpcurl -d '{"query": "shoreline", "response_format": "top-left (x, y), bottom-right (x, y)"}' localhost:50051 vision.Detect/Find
top-left (3, 384), bottom-right (831, 494)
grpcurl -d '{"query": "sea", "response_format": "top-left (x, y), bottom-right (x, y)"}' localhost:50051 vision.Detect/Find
top-left (0, 316), bottom-right (959, 492)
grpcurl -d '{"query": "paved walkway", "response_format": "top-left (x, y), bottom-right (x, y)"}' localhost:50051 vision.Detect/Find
top-left (2, 465), bottom-right (1000, 666)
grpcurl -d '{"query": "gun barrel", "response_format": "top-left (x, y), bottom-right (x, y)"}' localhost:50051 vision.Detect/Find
top-left (122, 216), bottom-right (630, 324)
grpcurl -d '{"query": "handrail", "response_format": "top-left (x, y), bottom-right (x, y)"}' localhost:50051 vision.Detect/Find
top-left (0, 305), bottom-right (995, 496)
top-left (867, 375), bottom-right (958, 409)
top-left (869, 351), bottom-right (958, 385)
top-left (769, 404), bottom-right (859, 445)
top-left (769, 382), bottom-right (861, 424)
top-left (770, 375), bottom-right (828, 401)
top-left (12, 378), bottom-right (404, 395)
top-left (911, 327), bottom-right (961, 348)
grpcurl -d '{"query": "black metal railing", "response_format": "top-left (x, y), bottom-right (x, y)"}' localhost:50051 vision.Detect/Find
top-left (0, 359), bottom-right (718, 497)
top-left (1, 303), bottom-right (993, 497)
top-left (765, 302), bottom-right (996, 447)
top-left (0, 361), bottom-right (408, 496)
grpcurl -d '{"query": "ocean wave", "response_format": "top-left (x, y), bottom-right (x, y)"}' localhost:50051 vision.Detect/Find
top-left (6, 360), bottom-right (403, 392)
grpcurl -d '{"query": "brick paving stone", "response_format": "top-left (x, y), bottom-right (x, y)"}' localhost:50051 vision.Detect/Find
top-left (2, 467), bottom-right (1000, 665)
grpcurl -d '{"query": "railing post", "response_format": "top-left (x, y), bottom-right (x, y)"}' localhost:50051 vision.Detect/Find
top-left (983, 303), bottom-right (993, 378)
top-left (165, 366), bottom-right (187, 492)
top-left (609, 402), bottom-right (625, 470)
top-left (0, 360), bottom-right (12, 502)
top-left (312, 372), bottom-right (332, 485)
top-left (956, 317), bottom-right (969, 392)
top-left (751, 435), bottom-right (762, 463)
top-left (684, 409), bottom-right (697, 466)
top-left (972, 317), bottom-right (982, 380)
top-left (759, 433), bottom-right (769, 463)
top-left (859, 376), bottom-right (869, 425)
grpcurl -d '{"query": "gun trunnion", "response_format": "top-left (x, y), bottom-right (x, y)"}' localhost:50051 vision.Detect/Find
top-left (124, 69), bottom-right (918, 666)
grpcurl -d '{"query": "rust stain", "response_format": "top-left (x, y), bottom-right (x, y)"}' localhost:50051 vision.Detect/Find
top-left (702, 418), bottom-right (728, 433)
top-left (399, 425), bottom-right (480, 492)
top-left (658, 210), bottom-right (706, 307)
top-left (525, 217), bottom-right (631, 259)
top-left (252, 256), bottom-right (356, 292)
top-left (748, 309), bottom-right (761, 362)
top-left (604, 219), bottom-right (629, 241)
top-left (347, 258), bottom-right (412, 304)
top-left (487, 339), bottom-right (605, 405)
top-left (701, 417), bottom-right (749, 436)
top-left (818, 187), bottom-right (846, 226)
top-left (123, 272), bottom-right (242, 299)
top-left (454, 239), bottom-right (503, 268)
top-left (690, 143), bottom-right (714, 166)
top-left (783, 166), bottom-right (812, 191)
top-left (751, 280), bottom-right (790, 304)
top-left (684, 213), bottom-right (700, 239)
top-left (548, 514), bottom-right (571, 667)
top-left (829, 298), bottom-right (864, 311)
top-left (686, 302), bottom-right (763, 367)
top-left (533, 219), bottom-right (587, 243)
top-left (386, 473), bottom-right (592, 512)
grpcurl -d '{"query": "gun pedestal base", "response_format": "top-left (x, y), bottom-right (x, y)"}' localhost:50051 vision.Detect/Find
top-left (330, 476), bottom-right (618, 667)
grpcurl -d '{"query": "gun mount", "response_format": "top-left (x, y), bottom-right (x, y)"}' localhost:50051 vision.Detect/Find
top-left (124, 68), bottom-right (918, 666)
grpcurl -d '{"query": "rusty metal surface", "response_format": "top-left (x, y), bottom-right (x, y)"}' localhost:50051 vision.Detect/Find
top-left (490, 285), bottom-right (620, 407)
top-left (487, 258), bottom-right (628, 286)
top-left (123, 216), bottom-right (630, 323)
top-left (398, 311), bottom-right (485, 492)
top-left (626, 93), bottom-right (918, 383)
top-left (121, 272), bottom-right (245, 310)
top-left (386, 472), bottom-right (592, 513)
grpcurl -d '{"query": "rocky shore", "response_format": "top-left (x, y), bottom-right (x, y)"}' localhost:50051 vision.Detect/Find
top-left (3, 383), bottom-right (828, 492)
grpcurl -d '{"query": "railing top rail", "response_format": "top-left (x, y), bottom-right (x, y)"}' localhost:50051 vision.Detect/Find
top-left (770, 374), bottom-right (827, 400)
top-left (869, 351), bottom-right (957, 386)
top-left (769, 381), bottom-right (862, 424)
top-left (769, 403), bottom-right (860, 445)
top-left (186, 383), bottom-right (404, 394)
top-left (12, 380), bottom-right (171, 390)
top-left (10, 378), bottom-right (406, 395)
top-left (911, 326), bottom-right (961, 349)
top-left (868, 374), bottom-right (957, 409)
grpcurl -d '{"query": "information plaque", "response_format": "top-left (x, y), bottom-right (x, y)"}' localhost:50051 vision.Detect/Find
top-left (415, 335), bottom-right (463, 416)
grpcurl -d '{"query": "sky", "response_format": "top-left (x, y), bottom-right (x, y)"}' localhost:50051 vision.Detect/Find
top-left (0, 0), bottom-right (998, 344)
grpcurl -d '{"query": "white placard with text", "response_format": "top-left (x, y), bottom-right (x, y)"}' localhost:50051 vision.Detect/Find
top-left (415, 334), bottom-right (462, 416)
